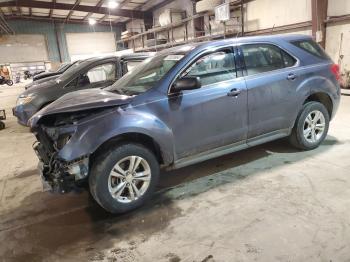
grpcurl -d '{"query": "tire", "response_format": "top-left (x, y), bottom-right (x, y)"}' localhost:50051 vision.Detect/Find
top-left (6, 80), bottom-right (13, 86)
top-left (0, 121), bottom-right (5, 130)
top-left (89, 143), bottom-right (160, 214)
top-left (289, 101), bottom-right (329, 150)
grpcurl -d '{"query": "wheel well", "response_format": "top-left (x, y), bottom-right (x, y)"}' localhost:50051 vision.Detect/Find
top-left (91, 133), bottom-right (164, 164)
top-left (304, 92), bottom-right (333, 117)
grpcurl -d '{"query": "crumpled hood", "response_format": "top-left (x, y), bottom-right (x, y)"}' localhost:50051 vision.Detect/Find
top-left (25, 75), bottom-right (60, 90)
top-left (29, 88), bottom-right (131, 127)
top-left (24, 76), bottom-right (59, 92)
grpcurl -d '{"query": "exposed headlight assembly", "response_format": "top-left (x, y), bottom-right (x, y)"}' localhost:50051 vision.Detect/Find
top-left (44, 126), bottom-right (76, 151)
top-left (17, 94), bottom-right (36, 106)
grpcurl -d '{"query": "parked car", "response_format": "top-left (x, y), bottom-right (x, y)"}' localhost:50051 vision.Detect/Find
top-left (13, 53), bottom-right (153, 126)
top-left (29, 35), bottom-right (340, 214)
top-left (25, 62), bottom-right (80, 90)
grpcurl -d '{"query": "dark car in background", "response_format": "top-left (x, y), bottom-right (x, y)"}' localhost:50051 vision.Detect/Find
top-left (29, 35), bottom-right (340, 214)
top-left (24, 61), bottom-right (80, 90)
top-left (13, 53), bottom-right (153, 126)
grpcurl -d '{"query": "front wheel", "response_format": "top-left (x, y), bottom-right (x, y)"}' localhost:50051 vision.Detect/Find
top-left (6, 80), bottom-right (13, 86)
top-left (289, 101), bottom-right (329, 150)
top-left (89, 143), bottom-right (160, 214)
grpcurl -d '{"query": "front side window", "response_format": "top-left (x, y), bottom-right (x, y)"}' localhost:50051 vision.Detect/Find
top-left (87, 63), bottom-right (116, 83)
top-left (242, 44), bottom-right (296, 75)
top-left (77, 63), bottom-right (116, 88)
top-left (182, 50), bottom-right (237, 86)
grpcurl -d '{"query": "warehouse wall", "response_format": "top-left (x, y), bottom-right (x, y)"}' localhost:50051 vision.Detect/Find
top-left (325, 0), bottom-right (350, 74)
top-left (6, 20), bottom-right (122, 63)
top-left (0, 34), bottom-right (48, 63)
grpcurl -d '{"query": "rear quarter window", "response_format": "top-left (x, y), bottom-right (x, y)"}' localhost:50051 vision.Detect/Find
top-left (291, 40), bottom-right (330, 60)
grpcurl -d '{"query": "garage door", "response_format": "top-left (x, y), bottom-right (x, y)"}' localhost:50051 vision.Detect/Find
top-left (66, 32), bottom-right (116, 60)
top-left (0, 34), bottom-right (48, 63)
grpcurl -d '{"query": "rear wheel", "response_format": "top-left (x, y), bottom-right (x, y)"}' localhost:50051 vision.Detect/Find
top-left (289, 101), bottom-right (329, 150)
top-left (89, 143), bottom-right (160, 214)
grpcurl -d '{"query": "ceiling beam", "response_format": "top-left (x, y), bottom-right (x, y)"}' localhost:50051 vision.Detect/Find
top-left (99, 14), bottom-right (108, 22)
top-left (4, 15), bottom-right (124, 26)
top-left (49, 0), bottom-right (55, 18)
top-left (66, 0), bottom-right (81, 21)
top-left (0, 0), bottom-right (150, 19)
top-left (83, 0), bottom-right (104, 21)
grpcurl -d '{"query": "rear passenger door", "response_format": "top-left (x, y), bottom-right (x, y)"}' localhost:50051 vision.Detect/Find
top-left (239, 43), bottom-right (301, 141)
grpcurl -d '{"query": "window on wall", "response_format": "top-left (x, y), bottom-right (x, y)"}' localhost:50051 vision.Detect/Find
top-left (182, 50), bottom-right (237, 86)
top-left (242, 44), bottom-right (296, 75)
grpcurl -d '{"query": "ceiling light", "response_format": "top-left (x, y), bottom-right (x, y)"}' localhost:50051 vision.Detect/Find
top-left (108, 0), bottom-right (119, 9)
top-left (88, 18), bottom-right (96, 25)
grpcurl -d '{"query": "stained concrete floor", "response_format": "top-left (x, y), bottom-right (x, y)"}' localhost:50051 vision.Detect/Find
top-left (0, 83), bottom-right (350, 262)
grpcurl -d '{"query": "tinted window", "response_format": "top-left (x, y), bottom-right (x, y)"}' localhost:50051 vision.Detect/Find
top-left (242, 44), bottom-right (296, 75)
top-left (183, 50), bottom-right (236, 86)
top-left (291, 39), bottom-right (329, 59)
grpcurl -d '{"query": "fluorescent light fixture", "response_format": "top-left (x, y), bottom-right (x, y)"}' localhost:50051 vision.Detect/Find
top-left (88, 18), bottom-right (96, 25)
top-left (108, 0), bottom-right (119, 9)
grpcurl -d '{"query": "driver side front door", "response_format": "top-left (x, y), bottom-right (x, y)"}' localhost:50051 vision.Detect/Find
top-left (77, 62), bottom-right (117, 90)
top-left (168, 47), bottom-right (248, 160)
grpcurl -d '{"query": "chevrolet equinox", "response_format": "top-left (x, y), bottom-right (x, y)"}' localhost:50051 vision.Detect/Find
top-left (29, 35), bottom-right (341, 213)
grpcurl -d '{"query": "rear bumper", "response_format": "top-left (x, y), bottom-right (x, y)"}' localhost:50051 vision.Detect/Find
top-left (12, 104), bottom-right (37, 126)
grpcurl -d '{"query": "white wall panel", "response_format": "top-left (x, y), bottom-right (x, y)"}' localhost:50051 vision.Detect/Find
top-left (326, 24), bottom-right (350, 71)
top-left (328, 0), bottom-right (350, 16)
top-left (66, 32), bottom-right (116, 59)
top-left (0, 34), bottom-right (48, 63)
top-left (245, 0), bottom-right (311, 32)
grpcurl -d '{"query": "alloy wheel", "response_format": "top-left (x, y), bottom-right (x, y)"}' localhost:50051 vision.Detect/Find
top-left (108, 156), bottom-right (151, 203)
top-left (303, 110), bottom-right (326, 143)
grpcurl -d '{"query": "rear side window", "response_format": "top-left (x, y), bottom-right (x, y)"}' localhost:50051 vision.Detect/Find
top-left (291, 40), bottom-right (329, 59)
top-left (241, 44), bottom-right (296, 75)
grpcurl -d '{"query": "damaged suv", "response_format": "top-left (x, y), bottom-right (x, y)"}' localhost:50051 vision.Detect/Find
top-left (30, 35), bottom-right (340, 213)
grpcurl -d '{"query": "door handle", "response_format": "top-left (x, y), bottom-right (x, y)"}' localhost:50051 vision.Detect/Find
top-left (227, 88), bottom-right (241, 97)
top-left (287, 73), bottom-right (297, 81)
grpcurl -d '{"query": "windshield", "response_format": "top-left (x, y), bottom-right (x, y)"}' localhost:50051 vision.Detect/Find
top-left (106, 53), bottom-right (185, 95)
top-left (55, 60), bottom-right (84, 83)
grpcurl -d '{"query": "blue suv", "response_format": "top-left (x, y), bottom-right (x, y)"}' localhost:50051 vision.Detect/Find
top-left (29, 34), bottom-right (341, 213)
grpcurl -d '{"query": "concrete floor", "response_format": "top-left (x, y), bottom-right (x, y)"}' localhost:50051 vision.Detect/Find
top-left (0, 83), bottom-right (350, 262)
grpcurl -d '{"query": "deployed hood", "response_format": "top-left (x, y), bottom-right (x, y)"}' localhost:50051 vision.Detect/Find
top-left (29, 88), bottom-right (131, 127)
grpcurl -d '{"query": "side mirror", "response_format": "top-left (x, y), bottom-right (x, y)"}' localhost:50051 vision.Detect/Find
top-left (173, 76), bottom-right (201, 92)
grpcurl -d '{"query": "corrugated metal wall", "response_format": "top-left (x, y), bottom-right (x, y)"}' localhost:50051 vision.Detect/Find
top-left (7, 20), bottom-right (122, 63)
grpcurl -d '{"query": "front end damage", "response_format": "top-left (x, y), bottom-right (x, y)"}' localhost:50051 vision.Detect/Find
top-left (32, 120), bottom-right (90, 193)
top-left (28, 88), bottom-right (133, 193)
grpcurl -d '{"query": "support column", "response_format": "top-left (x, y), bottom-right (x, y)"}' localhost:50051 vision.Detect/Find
top-left (311, 0), bottom-right (328, 48)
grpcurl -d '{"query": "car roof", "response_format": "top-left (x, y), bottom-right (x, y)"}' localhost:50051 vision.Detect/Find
top-left (160, 34), bottom-right (312, 54)
top-left (120, 52), bottom-right (155, 60)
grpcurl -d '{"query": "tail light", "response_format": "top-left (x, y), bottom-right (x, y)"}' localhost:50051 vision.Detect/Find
top-left (330, 64), bottom-right (341, 81)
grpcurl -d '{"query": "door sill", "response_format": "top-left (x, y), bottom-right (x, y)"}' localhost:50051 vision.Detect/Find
top-left (166, 128), bottom-right (291, 171)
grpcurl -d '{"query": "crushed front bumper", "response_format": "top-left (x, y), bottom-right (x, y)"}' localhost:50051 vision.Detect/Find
top-left (33, 136), bottom-right (89, 193)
